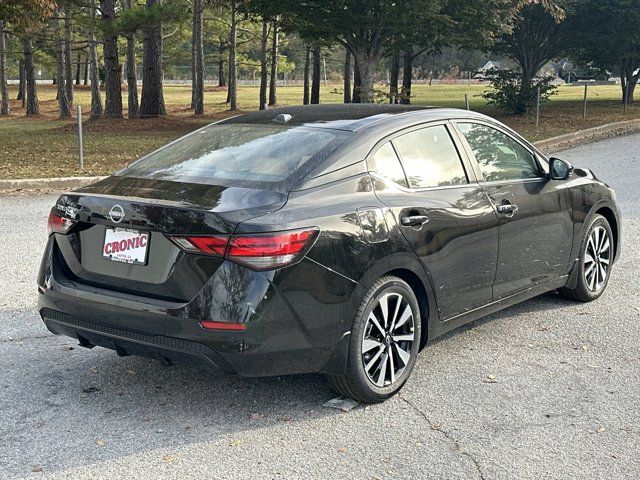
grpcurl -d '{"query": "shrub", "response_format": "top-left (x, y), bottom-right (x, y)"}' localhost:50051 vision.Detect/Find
top-left (482, 69), bottom-right (557, 115)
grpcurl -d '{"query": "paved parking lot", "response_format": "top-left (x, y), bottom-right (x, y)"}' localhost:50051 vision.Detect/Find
top-left (1, 134), bottom-right (639, 479)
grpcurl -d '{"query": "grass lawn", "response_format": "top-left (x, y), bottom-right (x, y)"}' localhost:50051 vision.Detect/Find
top-left (1, 82), bottom-right (638, 179)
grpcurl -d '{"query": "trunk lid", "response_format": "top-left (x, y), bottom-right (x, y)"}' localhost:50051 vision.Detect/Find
top-left (53, 176), bottom-right (287, 302)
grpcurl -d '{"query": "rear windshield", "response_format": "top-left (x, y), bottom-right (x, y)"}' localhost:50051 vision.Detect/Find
top-left (118, 123), bottom-right (352, 189)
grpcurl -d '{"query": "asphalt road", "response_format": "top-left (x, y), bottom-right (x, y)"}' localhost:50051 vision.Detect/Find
top-left (1, 134), bottom-right (639, 480)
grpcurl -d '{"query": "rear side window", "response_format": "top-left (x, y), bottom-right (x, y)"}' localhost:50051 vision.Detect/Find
top-left (392, 125), bottom-right (468, 189)
top-left (457, 123), bottom-right (540, 182)
top-left (369, 142), bottom-right (408, 188)
top-left (118, 123), bottom-right (352, 189)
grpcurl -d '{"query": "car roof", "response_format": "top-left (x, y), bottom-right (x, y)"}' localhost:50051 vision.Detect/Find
top-left (218, 104), bottom-right (494, 132)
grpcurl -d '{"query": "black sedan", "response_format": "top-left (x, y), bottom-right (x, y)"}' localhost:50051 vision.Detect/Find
top-left (38, 104), bottom-right (621, 403)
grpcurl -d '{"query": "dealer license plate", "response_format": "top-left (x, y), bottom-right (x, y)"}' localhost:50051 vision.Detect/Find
top-left (103, 228), bottom-right (149, 265)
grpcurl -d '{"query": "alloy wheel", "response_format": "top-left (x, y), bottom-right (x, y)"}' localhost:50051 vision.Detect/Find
top-left (584, 226), bottom-right (611, 292)
top-left (361, 293), bottom-right (415, 387)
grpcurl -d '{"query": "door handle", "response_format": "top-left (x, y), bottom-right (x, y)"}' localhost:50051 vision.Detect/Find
top-left (496, 202), bottom-right (518, 216)
top-left (400, 214), bottom-right (430, 227)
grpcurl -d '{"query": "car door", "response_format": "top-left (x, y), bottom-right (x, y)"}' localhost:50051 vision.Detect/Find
top-left (453, 121), bottom-right (573, 299)
top-left (368, 122), bottom-right (499, 320)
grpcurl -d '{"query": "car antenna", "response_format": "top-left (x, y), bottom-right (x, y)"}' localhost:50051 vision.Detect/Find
top-left (272, 113), bottom-right (292, 124)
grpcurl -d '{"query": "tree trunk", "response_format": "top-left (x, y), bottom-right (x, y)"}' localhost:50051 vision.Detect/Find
top-left (311, 44), bottom-right (320, 104)
top-left (259, 18), bottom-right (268, 110)
top-left (303, 46), bottom-right (310, 105)
top-left (0, 21), bottom-right (9, 115)
top-left (75, 53), bottom-right (82, 85)
top-left (400, 47), bottom-right (412, 105)
top-left (23, 37), bottom-right (39, 116)
top-left (218, 37), bottom-right (226, 87)
top-left (621, 61), bottom-right (638, 105)
top-left (227, 0), bottom-right (237, 110)
top-left (352, 60), bottom-right (361, 103)
top-left (517, 67), bottom-right (534, 114)
top-left (192, 0), bottom-right (204, 114)
top-left (125, 0), bottom-right (139, 118)
top-left (343, 48), bottom-right (351, 104)
top-left (126, 33), bottom-right (139, 117)
top-left (17, 58), bottom-right (25, 105)
top-left (101, 0), bottom-right (122, 117)
top-left (190, 3), bottom-right (196, 109)
top-left (355, 52), bottom-right (377, 103)
top-left (64, 3), bottom-right (74, 106)
top-left (140, 0), bottom-right (166, 117)
top-left (54, 17), bottom-right (71, 118)
top-left (88, 0), bottom-right (103, 119)
top-left (268, 17), bottom-right (278, 106)
top-left (389, 51), bottom-right (400, 104)
top-left (83, 55), bottom-right (89, 85)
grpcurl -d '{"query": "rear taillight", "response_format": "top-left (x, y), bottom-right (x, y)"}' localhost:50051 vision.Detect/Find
top-left (47, 209), bottom-right (76, 236)
top-left (199, 320), bottom-right (247, 331)
top-left (169, 228), bottom-right (319, 271)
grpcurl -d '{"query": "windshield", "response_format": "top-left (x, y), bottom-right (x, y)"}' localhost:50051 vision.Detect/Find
top-left (118, 123), bottom-right (353, 189)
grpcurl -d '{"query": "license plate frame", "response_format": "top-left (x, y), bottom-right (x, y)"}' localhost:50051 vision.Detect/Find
top-left (102, 227), bottom-right (150, 265)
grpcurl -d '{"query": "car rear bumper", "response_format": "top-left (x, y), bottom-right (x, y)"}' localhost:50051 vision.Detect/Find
top-left (40, 308), bottom-right (237, 374)
top-left (37, 238), bottom-right (358, 377)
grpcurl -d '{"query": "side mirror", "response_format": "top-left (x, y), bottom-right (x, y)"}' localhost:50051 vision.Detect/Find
top-left (549, 157), bottom-right (573, 180)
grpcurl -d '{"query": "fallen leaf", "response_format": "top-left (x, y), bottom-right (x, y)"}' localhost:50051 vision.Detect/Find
top-left (229, 439), bottom-right (242, 447)
top-left (161, 454), bottom-right (179, 463)
top-left (483, 374), bottom-right (498, 384)
top-left (537, 324), bottom-right (551, 332)
top-left (31, 466), bottom-right (44, 473)
top-left (95, 439), bottom-right (105, 446)
top-left (338, 447), bottom-right (347, 453)
top-left (597, 426), bottom-right (606, 433)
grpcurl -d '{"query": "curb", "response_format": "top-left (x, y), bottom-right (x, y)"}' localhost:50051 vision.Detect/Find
top-left (0, 176), bottom-right (106, 193)
top-left (533, 118), bottom-right (640, 154)
top-left (1, 119), bottom-right (639, 194)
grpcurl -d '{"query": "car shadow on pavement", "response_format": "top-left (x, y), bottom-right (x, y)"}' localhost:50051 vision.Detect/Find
top-left (427, 290), bottom-right (585, 347)
top-left (1, 333), bottom-right (339, 476)
top-left (1, 290), bottom-right (591, 476)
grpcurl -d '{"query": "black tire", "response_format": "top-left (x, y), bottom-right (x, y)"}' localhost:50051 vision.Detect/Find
top-left (325, 276), bottom-right (422, 404)
top-left (559, 214), bottom-right (614, 302)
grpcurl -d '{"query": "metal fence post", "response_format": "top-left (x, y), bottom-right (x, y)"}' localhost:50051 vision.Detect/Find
top-left (77, 105), bottom-right (84, 171)
top-left (535, 86), bottom-right (541, 128)
top-left (583, 83), bottom-right (588, 119)
top-left (465, 93), bottom-right (469, 110)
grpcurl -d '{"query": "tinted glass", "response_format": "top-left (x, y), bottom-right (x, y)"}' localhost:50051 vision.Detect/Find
top-left (392, 125), bottom-right (467, 188)
top-left (458, 123), bottom-right (540, 182)
top-left (118, 124), bottom-right (352, 188)
top-left (370, 142), bottom-right (408, 187)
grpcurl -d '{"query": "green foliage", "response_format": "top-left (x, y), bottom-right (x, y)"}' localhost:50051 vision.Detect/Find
top-left (566, 0), bottom-right (640, 73)
top-left (482, 69), bottom-right (557, 114)
top-left (111, 0), bottom-right (190, 34)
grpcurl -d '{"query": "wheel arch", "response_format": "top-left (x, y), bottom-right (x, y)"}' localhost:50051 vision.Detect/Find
top-left (594, 206), bottom-right (619, 262)
top-left (385, 268), bottom-right (431, 350)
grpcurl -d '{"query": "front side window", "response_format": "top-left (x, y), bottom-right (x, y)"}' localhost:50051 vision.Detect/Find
top-left (457, 123), bottom-right (540, 182)
top-left (391, 125), bottom-right (468, 189)
top-left (369, 142), bottom-right (408, 188)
